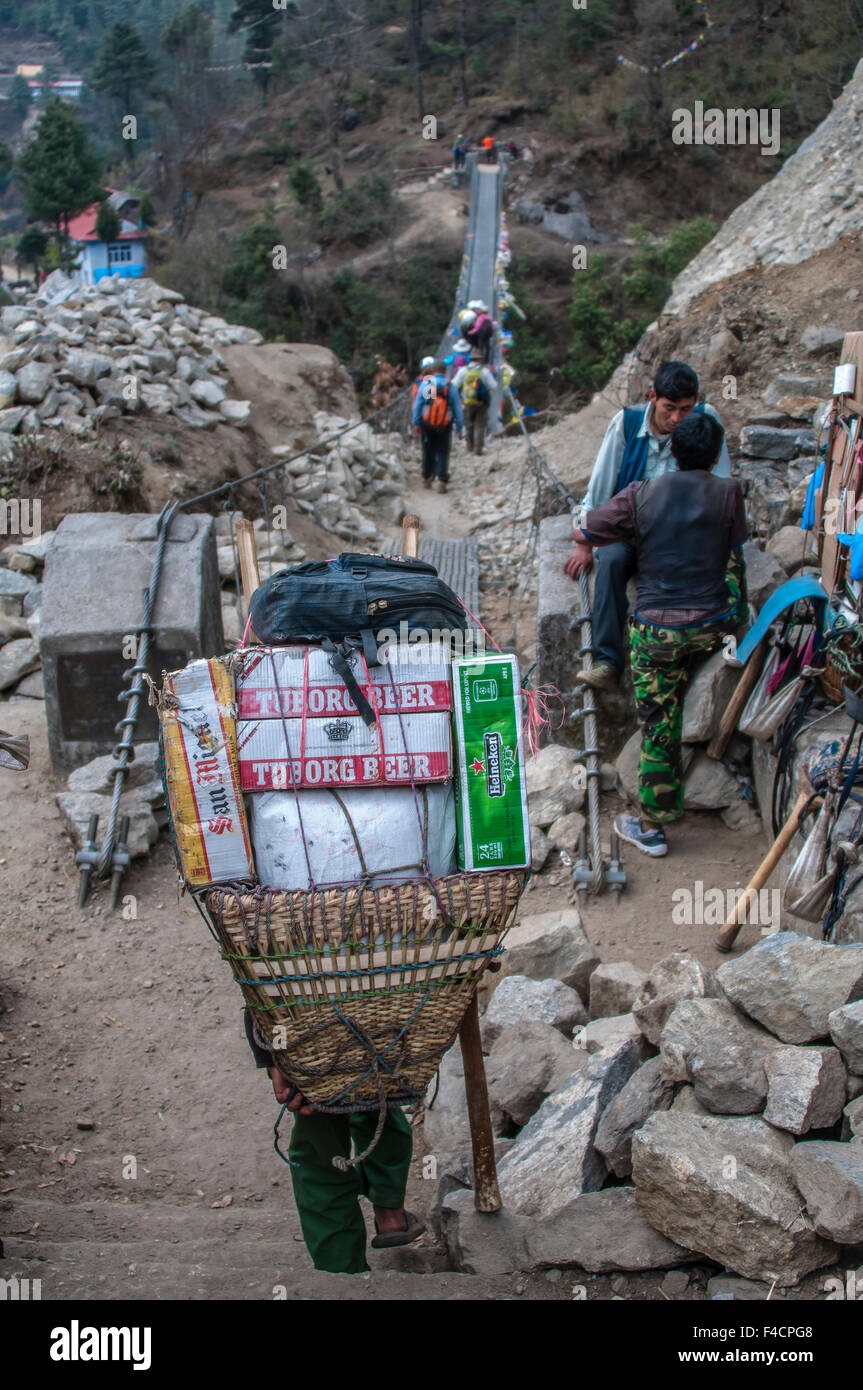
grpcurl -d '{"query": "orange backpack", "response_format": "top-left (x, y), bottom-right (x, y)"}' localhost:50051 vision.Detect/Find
top-left (421, 379), bottom-right (453, 432)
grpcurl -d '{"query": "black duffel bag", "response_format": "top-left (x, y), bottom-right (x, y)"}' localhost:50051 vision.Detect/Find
top-left (248, 552), bottom-right (468, 727)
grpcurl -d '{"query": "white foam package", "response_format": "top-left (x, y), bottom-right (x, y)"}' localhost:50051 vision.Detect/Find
top-left (234, 642), bottom-right (453, 790)
top-left (247, 783), bottom-right (456, 890)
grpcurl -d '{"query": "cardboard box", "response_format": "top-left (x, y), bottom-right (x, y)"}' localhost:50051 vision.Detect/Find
top-left (452, 654), bottom-right (530, 870)
top-left (247, 783), bottom-right (456, 890)
top-left (234, 643), bottom-right (453, 790)
top-left (159, 658), bottom-right (255, 887)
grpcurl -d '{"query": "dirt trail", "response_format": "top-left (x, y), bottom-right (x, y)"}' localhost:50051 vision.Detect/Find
top-left (0, 427), bottom-right (765, 1302)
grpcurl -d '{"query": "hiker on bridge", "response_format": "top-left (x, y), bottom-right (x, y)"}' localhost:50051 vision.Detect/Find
top-left (570, 411), bottom-right (748, 858)
top-left (466, 300), bottom-right (495, 364)
top-left (454, 350), bottom-right (496, 455)
top-left (244, 1011), bottom-right (425, 1273)
top-left (412, 359), bottom-right (464, 494)
top-left (564, 361), bottom-right (732, 692)
top-left (481, 135), bottom-right (497, 164)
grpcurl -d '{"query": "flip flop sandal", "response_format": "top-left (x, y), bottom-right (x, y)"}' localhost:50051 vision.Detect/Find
top-left (370, 1210), bottom-right (426, 1250)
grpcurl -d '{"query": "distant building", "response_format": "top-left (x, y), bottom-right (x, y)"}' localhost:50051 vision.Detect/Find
top-left (67, 190), bottom-right (147, 286)
top-left (15, 64), bottom-right (84, 101)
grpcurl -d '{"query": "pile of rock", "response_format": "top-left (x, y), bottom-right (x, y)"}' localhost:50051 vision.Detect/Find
top-left (0, 269), bottom-right (261, 456)
top-left (0, 528), bottom-right (51, 697)
top-left (432, 922), bottom-right (863, 1291)
top-left (283, 410), bottom-right (410, 543)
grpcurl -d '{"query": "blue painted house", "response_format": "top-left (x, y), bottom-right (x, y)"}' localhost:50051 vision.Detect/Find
top-left (68, 190), bottom-right (147, 287)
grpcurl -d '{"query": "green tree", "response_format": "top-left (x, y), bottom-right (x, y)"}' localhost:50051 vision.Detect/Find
top-left (8, 73), bottom-right (32, 120)
top-left (96, 199), bottom-right (121, 241)
top-left (89, 19), bottom-right (157, 160)
top-left (229, 0), bottom-right (295, 98)
top-left (15, 99), bottom-right (103, 248)
top-left (289, 163), bottom-right (322, 212)
top-left (16, 226), bottom-right (49, 279)
top-left (138, 191), bottom-right (157, 226)
top-left (0, 140), bottom-right (12, 190)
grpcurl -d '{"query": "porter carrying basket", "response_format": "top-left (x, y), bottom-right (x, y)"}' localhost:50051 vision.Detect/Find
top-left (196, 870), bottom-right (524, 1112)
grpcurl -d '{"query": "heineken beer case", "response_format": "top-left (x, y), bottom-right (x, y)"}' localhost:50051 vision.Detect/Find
top-left (452, 654), bottom-right (530, 870)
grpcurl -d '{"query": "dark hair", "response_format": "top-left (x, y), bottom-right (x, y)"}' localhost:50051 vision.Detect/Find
top-left (654, 360), bottom-right (699, 402)
top-left (432, 361), bottom-right (446, 375)
top-left (671, 411), bottom-right (724, 471)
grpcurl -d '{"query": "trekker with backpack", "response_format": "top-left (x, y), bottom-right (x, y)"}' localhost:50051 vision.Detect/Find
top-left (411, 360), bottom-right (464, 493)
top-left (563, 361), bottom-right (732, 692)
top-left (466, 302), bottom-right (495, 363)
top-left (454, 351), bottom-right (496, 455)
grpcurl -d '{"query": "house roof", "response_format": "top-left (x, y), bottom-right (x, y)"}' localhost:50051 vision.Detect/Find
top-left (67, 189), bottom-right (143, 244)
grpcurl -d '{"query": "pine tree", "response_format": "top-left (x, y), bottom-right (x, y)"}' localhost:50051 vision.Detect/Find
top-left (15, 98), bottom-right (103, 247)
top-left (8, 74), bottom-right (32, 121)
top-left (228, 0), bottom-right (294, 97)
top-left (96, 200), bottom-right (121, 242)
top-left (89, 20), bottom-right (157, 115)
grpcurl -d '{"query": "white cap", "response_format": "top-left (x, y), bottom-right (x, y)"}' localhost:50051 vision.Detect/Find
top-left (454, 338), bottom-right (471, 352)
top-left (467, 300), bottom-right (482, 310)
top-left (421, 356), bottom-right (435, 367)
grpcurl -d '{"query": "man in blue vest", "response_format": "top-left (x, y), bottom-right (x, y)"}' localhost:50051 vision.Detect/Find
top-left (564, 361), bottom-right (731, 690)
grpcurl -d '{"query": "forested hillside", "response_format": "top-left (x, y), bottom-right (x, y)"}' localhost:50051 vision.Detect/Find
top-left (3, 0), bottom-right (863, 400)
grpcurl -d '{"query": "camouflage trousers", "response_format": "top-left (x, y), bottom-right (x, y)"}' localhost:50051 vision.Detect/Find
top-left (629, 616), bottom-right (734, 825)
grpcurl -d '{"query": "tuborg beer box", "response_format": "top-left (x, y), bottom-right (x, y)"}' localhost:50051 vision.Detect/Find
top-left (452, 654), bottom-right (530, 870)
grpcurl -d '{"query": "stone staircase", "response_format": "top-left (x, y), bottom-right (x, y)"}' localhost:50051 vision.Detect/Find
top-left (0, 1194), bottom-right (523, 1300)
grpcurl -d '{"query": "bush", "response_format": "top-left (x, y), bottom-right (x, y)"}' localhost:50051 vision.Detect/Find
top-left (319, 173), bottom-right (393, 248)
top-left (567, 217), bottom-right (719, 394)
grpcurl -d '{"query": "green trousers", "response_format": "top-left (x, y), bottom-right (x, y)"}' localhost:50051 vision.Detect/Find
top-left (288, 1106), bottom-right (413, 1274)
top-left (630, 616), bottom-right (731, 824)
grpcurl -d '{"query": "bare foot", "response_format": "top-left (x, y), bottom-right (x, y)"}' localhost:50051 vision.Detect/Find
top-left (373, 1204), bottom-right (409, 1234)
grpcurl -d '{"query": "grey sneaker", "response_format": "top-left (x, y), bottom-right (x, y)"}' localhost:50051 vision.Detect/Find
top-left (575, 662), bottom-right (619, 692)
top-left (614, 812), bottom-right (667, 858)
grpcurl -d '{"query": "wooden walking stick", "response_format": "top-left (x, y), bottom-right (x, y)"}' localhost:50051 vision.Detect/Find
top-left (400, 511), bottom-right (502, 1212)
top-left (706, 637), bottom-right (768, 761)
top-left (714, 786), bottom-right (819, 953)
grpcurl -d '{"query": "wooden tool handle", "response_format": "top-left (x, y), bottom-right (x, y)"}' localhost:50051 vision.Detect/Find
top-left (401, 513), bottom-right (420, 558)
top-left (236, 518), bottom-right (261, 643)
top-left (714, 788), bottom-right (816, 952)
top-left (458, 992), bottom-right (502, 1213)
top-left (706, 637), bottom-right (768, 761)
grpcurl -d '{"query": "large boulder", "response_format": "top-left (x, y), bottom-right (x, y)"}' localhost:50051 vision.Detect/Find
top-left (487, 1021), bottom-right (587, 1129)
top-left (594, 1055), bottom-right (678, 1177)
top-left (15, 360), bottom-right (54, 404)
top-left (524, 744), bottom-right (586, 829)
top-left (439, 1186), bottom-right (530, 1275)
top-left (633, 952), bottom-right (720, 1045)
top-left (589, 961), bottom-right (649, 1020)
top-left (422, 1045), bottom-right (470, 1171)
top-left (482, 975), bottom-right (586, 1045)
top-left (659, 996), bottom-right (780, 1113)
top-left (789, 1140), bottom-right (863, 1244)
top-left (683, 751), bottom-right (742, 810)
top-left (742, 540), bottom-right (788, 610)
top-left (574, 1013), bottom-right (649, 1060)
top-left (682, 650), bottom-right (739, 744)
top-left (716, 932), bottom-right (863, 1043)
top-left (496, 908), bottom-right (600, 1002)
top-left (827, 1000), bottom-right (863, 1072)
top-left (496, 1036), bottom-right (642, 1217)
top-left (632, 1111), bottom-right (838, 1285)
top-left (762, 1046), bottom-right (847, 1135)
top-left (522, 1187), bottom-right (697, 1273)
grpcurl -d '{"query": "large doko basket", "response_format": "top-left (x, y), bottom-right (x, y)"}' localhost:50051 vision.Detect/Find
top-left (199, 870), bottom-right (526, 1111)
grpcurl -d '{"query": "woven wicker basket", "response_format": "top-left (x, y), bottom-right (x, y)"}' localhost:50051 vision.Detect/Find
top-left (201, 870), bottom-right (525, 1110)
